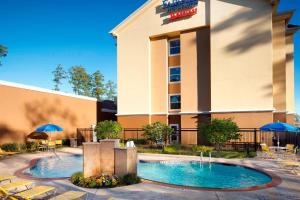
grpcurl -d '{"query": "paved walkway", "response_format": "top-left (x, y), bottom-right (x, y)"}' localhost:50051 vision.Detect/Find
top-left (0, 148), bottom-right (300, 200)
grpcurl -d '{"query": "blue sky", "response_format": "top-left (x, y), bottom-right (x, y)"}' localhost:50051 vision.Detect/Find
top-left (0, 0), bottom-right (299, 114)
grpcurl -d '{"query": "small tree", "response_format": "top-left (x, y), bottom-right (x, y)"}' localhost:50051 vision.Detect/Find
top-left (105, 80), bottom-right (117, 101)
top-left (199, 118), bottom-right (240, 151)
top-left (0, 45), bottom-right (8, 66)
top-left (95, 120), bottom-right (122, 140)
top-left (68, 66), bottom-right (91, 96)
top-left (52, 64), bottom-right (67, 91)
top-left (143, 122), bottom-right (174, 145)
top-left (90, 70), bottom-right (105, 100)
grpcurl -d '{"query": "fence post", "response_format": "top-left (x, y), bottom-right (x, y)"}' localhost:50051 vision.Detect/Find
top-left (254, 128), bottom-right (257, 151)
top-left (137, 129), bottom-right (139, 140)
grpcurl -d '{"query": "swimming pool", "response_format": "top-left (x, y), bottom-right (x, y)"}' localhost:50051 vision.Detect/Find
top-left (24, 155), bottom-right (273, 189)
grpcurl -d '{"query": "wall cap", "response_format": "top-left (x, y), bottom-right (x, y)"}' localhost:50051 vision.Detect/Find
top-left (0, 80), bottom-right (98, 102)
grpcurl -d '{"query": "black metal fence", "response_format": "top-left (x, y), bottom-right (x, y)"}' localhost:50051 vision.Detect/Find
top-left (77, 127), bottom-right (300, 151)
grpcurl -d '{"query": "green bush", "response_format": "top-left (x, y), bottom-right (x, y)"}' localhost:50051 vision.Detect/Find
top-left (163, 144), bottom-right (182, 153)
top-left (126, 138), bottom-right (147, 145)
top-left (121, 173), bottom-right (141, 185)
top-left (96, 120), bottom-right (122, 140)
top-left (192, 145), bottom-right (214, 153)
top-left (199, 118), bottom-right (240, 151)
top-left (26, 142), bottom-right (39, 151)
top-left (1, 143), bottom-right (20, 152)
top-left (71, 172), bottom-right (120, 188)
top-left (70, 172), bottom-right (84, 185)
top-left (143, 122), bottom-right (174, 145)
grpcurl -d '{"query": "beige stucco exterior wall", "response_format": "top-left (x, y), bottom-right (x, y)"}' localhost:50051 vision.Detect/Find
top-left (273, 20), bottom-right (287, 112)
top-left (285, 34), bottom-right (295, 113)
top-left (0, 84), bottom-right (97, 144)
top-left (181, 31), bottom-right (198, 113)
top-left (116, 0), bottom-right (208, 116)
top-left (151, 38), bottom-right (168, 114)
top-left (210, 0), bottom-right (273, 111)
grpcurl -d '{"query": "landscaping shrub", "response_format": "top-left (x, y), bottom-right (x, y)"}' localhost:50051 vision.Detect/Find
top-left (26, 142), bottom-right (39, 151)
top-left (199, 118), bottom-right (240, 151)
top-left (191, 145), bottom-right (214, 154)
top-left (70, 172), bottom-right (84, 185)
top-left (163, 144), bottom-right (182, 153)
top-left (96, 120), bottom-right (122, 140)
top-left (1, 143), bottom-right (20, 152)
top-left (121, 173), bottom-right (141, 185)
top-left (143, 122), bottom-right (174, 145)
top-left (126, 138), bottom-right (147, 145)
top-left (70, 172), bottom-right (120, 188)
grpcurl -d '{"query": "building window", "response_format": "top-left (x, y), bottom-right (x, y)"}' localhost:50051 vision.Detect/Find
top-left (170, 95), bottom-right (181, 110)
top-left (169, 67), bottom-right (180, 83)
top-left (169, 39), bottom-right (180, 56)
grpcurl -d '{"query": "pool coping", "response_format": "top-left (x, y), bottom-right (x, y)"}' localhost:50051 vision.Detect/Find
top-left (15, 154), bottom-right (282, 192)
top-left (139, 159), bottom-right (282, 192)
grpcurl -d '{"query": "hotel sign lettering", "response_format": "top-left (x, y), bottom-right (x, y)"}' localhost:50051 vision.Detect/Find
top-left (162, 0), bottom-right (198, 21)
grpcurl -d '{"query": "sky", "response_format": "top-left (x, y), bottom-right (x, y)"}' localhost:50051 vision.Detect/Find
top-left (0, 0), bottom-right (299, 114)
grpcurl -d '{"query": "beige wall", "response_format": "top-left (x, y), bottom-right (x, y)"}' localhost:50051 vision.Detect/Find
top-left (0, 84), bottom-right (97, 144)
top-left (285, 34), bottom-right (295, 113)
top-left (210, 0), bottom-right (273, 111)
top-left (151, 38), bottom-right (168, 114)
top-left (181, 31), bottom-right (198, 113)
top-left (212, 112), bottom-right (273, 128)
top-left (273, 19), bottom-right (287, 111)
top-left (116, 0), bottom-right (208, 116)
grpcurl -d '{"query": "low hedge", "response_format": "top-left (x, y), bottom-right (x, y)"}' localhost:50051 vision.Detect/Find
top-left (1, 142), bottom-right (39, 152)
top-left (70, 172), bottom-right (141, 188)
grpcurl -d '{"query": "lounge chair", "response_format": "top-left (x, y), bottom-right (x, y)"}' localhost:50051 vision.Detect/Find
top-left (279, 160), bottom-right (300, 175)
top-left (49, 191), bottom-right (87, 200)
top-left (38, 140), bottom-right (48, 151)
top-left (0, 180), bottom-right (33, 192)
top-left (0, 148), bottom-right (18, 156)
top-left (0, 175), bottom-right (15, 183)
top-left (12, 185), bottom-right (56, 200)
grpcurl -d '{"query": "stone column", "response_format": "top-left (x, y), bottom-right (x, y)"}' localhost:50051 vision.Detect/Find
top-left (83, 142), bottom-right (101, 178)
top-left (99, 139), bottom-right (120, 175)
top-left (114, 147), bottom-right (137, 176)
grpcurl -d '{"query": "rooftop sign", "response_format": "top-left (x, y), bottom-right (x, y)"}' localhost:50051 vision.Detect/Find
top-left (162, 0), bottom-right (198, 21)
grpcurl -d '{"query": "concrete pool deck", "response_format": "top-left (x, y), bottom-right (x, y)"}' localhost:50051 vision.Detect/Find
top-left (0, 147), bottom-right (300, 200)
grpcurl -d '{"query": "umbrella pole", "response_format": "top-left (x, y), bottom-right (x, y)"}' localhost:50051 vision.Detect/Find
top-left (277, 132), bottom-right (280, 148)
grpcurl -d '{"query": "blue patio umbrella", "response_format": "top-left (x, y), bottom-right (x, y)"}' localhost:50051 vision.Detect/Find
top-left (36, 124), bottom-right (63, 140)
top-left (260, 122), bottom-right (299, 147)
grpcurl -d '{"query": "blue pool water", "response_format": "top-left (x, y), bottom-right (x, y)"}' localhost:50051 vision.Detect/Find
top-left (26, 155), bottom-right (272, 189)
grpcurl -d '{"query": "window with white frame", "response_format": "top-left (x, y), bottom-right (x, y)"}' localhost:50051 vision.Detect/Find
top-left (169, 67), bottom-right (180, 83)
top-left (170, 95), bottom-right (181, 110)
top-left (169, 39), bottom-right (180, 56)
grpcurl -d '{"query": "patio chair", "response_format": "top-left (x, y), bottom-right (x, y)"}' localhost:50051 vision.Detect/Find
top-left (0, 176), bottom-right (15, 183)
top-left (48, 141), bottom-right (56, 151)
top-left (55, 140), bottom-right (63, 148)
top-left (38, 140), bottom-right (48, 151)
top-left (49, 191), bottom-right (87, 200)
top-left (286, 144), bottom-right (295, 153)
top-left (260, 143), bottom-right (275, 159)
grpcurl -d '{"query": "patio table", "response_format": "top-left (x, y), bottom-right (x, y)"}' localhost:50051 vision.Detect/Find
top-left (269, 146), bottom-right (287, 151)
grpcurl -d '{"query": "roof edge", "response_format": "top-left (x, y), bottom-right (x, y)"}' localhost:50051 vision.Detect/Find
top-left (0, 80), bottom-right (98, 102)
top-left (110, 0), bottom-right (154, 37)
top-left (273, 10), bottom-right (295, 24)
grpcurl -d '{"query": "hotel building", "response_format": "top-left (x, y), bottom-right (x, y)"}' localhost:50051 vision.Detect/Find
top-left (110, 0), bottom-right (299, 144)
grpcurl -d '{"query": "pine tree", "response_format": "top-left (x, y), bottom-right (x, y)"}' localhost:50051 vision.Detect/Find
top-left (90, 70), bottom-right (105, 100)
top-left (52, 64), bottom-right (67, 91)
top-left (105, 80), bottom-right (117, 101)
top-left (0, 45), bottom-right (8, 66)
